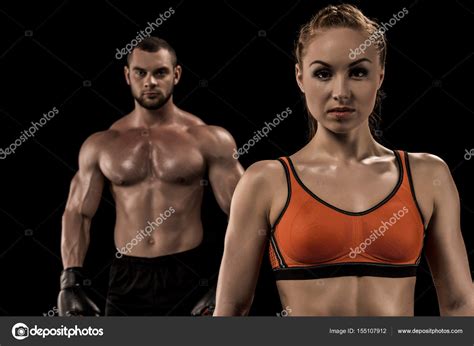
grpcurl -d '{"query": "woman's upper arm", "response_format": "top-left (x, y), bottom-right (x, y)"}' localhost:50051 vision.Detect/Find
top-left (419, 154), bottom-right (474, 315)
top-left (214, 160), bottom-right (283, 315)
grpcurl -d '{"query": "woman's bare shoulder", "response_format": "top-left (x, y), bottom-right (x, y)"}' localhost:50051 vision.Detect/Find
top-left (406, 152), bottom-right (450, 177)
top-left (234, 160), bottom-right (287, 205)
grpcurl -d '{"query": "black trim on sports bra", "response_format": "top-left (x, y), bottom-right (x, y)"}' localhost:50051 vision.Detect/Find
top-left (273, 262), bottom-right (418, 280)
top-left (271, 158), bottom-right (292, 230)
top-left (403, 151), bottom-right (426, 229)
top-left (403, 151), bottom-right (428, 267)
top-left (285, 150), bottom-right (404, 216)
top-left (268, 158), bottom-right (292, 269)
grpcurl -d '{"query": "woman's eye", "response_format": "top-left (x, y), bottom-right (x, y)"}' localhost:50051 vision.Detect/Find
top-left (313, 69), bottom-right (332, 80)
top-left (350, 67), bottom-right (368, 78)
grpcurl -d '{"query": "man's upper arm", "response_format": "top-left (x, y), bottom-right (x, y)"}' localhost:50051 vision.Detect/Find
top-left (65, 133), bottom-right (106, 218)
top-left (202, 126), bottom-right (244, 215)
top-left (420, 154), bottom-right (474, 313)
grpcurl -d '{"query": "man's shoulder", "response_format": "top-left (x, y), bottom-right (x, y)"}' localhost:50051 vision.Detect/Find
top-left (178, 110), bottom-right (207, 127)
top-left (79, 129), bottom-right (119, 160)
top-left (190, 123), bottom-right (233, 141)
top-left (189, 123), bottom-right (237, 160)
top-left (109, 113), bottom-right (132, 131)
top-left (179, 110), bottom-right (235, 152)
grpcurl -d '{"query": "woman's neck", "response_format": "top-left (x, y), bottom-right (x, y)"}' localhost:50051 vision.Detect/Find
top-left (304, 124), bottom-right (383, 162)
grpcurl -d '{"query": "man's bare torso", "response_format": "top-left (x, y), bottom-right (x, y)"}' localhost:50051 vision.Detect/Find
top-left (96, 110), bottom-right (211, 257)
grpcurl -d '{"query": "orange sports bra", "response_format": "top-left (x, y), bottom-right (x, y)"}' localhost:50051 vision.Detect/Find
top-left (269, 150), bottom-right (426, 280)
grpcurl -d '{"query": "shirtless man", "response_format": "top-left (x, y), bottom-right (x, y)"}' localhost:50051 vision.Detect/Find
top-left (58, 37), bottom-right (243, 316)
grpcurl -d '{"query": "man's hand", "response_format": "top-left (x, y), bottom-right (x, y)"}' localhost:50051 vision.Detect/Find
top-left (191, 286), bottom-right (216, 316)
top-left (58, 267), bottom-right (101, 316)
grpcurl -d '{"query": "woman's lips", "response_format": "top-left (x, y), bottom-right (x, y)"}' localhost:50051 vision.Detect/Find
top-left (327, 107), bottom-right (355, 118)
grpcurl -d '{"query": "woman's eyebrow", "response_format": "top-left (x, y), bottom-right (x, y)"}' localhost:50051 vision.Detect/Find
top-left (348, 58), bottom-right (372, 67)
top-left (310, 60), bottom-right (330, 67)
top-left (309, 58), bottom-right (372, 67)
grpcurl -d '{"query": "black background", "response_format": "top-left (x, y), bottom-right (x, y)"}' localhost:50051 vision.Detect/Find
top-left (0, 0), bottom-right (473, 316)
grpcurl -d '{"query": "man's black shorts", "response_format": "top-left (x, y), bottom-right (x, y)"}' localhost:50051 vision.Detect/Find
top-left (105, 245), bottom-right (214, 316)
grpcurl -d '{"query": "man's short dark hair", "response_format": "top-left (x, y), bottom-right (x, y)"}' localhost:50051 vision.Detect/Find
top-left (127, 37), bottom-right (177, 67)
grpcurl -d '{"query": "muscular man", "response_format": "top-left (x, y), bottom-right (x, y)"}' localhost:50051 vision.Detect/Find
top-left (58, 37), bottom-right (243, 316)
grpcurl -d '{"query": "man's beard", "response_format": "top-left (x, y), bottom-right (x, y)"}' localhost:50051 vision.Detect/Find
top-left (134, 87), bottom-right (173, 110)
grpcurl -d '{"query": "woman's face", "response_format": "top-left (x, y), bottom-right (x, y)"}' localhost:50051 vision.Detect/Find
top-left (296, 27), bottom-right (384, 134)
